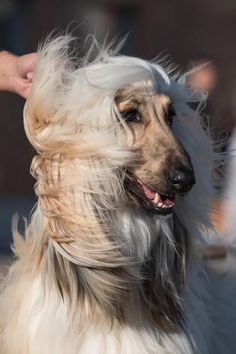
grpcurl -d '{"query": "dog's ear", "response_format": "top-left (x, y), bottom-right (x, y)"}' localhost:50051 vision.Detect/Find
top-left (23, 36), bottom-right (75, 151)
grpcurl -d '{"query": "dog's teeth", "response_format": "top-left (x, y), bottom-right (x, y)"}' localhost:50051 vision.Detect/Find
top-left (154, 193), bottom-right (160, 204)
top-left (157, 202), bottom-right (163, 207)
top-left (137, 178), bottom-right (143, 185)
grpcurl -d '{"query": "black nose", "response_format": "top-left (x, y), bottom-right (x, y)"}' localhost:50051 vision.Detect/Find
top-left (168, 168), bottom-right (195, 193)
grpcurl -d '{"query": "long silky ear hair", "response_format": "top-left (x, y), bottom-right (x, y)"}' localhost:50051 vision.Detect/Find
top-left (23, 36), bottom-right (160, 323)
top-left (141, 214), bottom-right (189, 331)
top-left (119, 205), bottom-right (190, 332)
top-left (23, 36), bottom-right (133, 322)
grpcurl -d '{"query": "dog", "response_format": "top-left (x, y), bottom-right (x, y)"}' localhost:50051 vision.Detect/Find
top-left (1, 36), bottom-right (236, 354)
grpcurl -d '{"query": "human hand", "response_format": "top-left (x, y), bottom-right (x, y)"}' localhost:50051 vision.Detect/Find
top-left (0, 51), bottom-right (37, 99)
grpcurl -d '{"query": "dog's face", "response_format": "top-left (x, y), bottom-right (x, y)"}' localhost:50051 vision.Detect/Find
top-left (116, 84), bottom-right (195, 215)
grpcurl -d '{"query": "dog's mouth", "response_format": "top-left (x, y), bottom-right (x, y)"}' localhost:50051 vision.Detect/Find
top-left (124, 173), bottom-right (175, 215)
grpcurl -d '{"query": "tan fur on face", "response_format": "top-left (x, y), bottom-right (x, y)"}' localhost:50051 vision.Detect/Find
top-left (116, 85), bottom-right (193, 195)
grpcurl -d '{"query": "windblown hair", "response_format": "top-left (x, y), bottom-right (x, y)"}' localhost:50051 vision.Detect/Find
top-left (0, 36), bottom-right (223, 353)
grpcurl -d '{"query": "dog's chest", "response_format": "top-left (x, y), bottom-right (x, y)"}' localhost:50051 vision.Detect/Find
top-left (0, 268), bottom-right (218, 354)
top-left (21, 281), bottom-right (196, 354)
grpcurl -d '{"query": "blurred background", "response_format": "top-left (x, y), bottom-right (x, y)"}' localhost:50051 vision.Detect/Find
top-left (1, 0), bottom-right (236, 261)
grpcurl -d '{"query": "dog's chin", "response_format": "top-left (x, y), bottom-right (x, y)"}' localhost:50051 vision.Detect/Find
top-left (124, 174), bottom-right (175, 216)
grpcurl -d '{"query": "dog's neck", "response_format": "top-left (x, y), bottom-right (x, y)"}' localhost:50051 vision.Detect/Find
top-left (119, 208), bottom-right (189, 331)
top-left (40, 205), bottom-right (190, 332)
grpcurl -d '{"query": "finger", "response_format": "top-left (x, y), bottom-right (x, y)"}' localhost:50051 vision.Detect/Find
top-left (26, 72), bottom-right (33, 82)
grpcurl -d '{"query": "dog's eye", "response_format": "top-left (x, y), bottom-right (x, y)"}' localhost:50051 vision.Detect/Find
top-left (165, 104), bottom-right (176, 127)
top-left (121, 109), bottom-right (142, 123)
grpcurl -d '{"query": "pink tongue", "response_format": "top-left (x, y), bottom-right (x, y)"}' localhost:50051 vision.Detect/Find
top-left (165, 198), bottom-right (174, 206)
top-left (142, 184), bottom-right (156, 200)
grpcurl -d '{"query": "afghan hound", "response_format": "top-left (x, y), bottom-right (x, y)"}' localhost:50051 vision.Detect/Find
top-left (0, 36), bottom-right (236, 354)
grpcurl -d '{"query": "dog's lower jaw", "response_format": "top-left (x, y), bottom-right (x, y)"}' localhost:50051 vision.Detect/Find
top-left (125, 189), bottom-right (174, 216)
top-left (124, 174), bottom-right (176, 215)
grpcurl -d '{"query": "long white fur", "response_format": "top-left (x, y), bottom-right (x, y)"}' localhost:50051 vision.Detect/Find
top-left (0, 36), bottom-right (236, 354)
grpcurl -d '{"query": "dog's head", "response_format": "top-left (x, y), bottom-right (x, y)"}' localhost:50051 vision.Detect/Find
top-left (116, 84), bottom-right (195, 215)
top-left (24, 38), bottom-right (201, 220)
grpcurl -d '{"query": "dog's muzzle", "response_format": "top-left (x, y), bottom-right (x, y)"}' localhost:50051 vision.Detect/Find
top-left (124, 168), bottom-right (195, 215)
